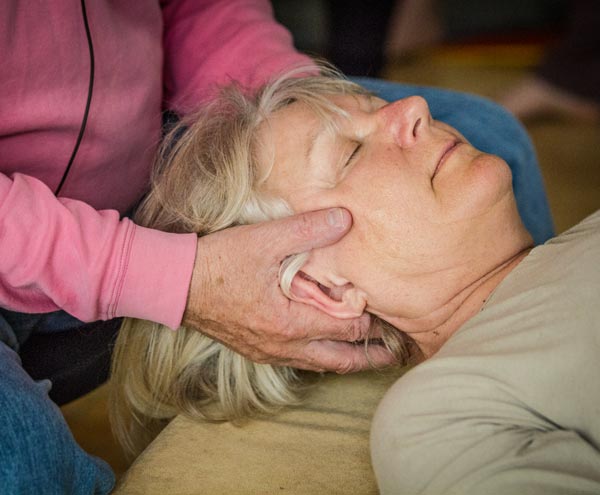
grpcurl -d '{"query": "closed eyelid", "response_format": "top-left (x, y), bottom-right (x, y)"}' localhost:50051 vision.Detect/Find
top-left (344, 141), bottom-right (362, 167)
top-left (307, 98), bottom-right (374, 163)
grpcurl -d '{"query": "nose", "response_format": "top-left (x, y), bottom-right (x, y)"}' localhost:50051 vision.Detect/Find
top-left (377, 96), bottom-right (431, 148)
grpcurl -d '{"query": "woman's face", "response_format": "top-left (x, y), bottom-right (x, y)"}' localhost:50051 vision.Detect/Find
top-left (256, 94), bottom-right (529, 324)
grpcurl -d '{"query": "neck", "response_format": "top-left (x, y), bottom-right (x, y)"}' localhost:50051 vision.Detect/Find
top-left (385, 246), bottom-right (532, 360)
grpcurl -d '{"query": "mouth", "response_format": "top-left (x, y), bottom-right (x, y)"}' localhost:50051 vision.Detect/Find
top-left (432, 139), bottom-right (460, 180)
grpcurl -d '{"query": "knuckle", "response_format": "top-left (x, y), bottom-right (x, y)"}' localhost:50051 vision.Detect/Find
top-left (347, 320), bottom-right (364, 342)
top-left (336, 358), bottom-right (357, 375)
top-left (294, 213), bottom-right (314, 239)
top-left (298, 358), bottom-right (325, 373)
top-left (289, 356), bottom-right (314, 372)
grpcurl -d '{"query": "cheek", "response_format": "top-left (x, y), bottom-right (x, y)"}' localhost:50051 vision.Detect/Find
top-left (441, 154), bottom-right (513, 220)
top-left (347, 172), bottom-right (435, 247)
top-left (326, 207), bottom-right (407, 294)
top-left (333, 160), bottom-right (439, 263)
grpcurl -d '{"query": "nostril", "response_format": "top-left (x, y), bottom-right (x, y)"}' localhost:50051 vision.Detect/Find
top-left (413, 118), bottom-right (421, 138)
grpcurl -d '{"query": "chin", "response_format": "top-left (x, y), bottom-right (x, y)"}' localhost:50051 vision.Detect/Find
top-left (453, 153), bottom-right (513, 221)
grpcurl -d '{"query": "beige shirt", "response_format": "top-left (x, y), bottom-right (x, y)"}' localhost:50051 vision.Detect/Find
top-left (371, 211), bottom-right (600, 495)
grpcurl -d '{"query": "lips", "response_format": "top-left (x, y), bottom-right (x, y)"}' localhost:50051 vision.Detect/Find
top-left (432, 139), bottom-right (460, 179)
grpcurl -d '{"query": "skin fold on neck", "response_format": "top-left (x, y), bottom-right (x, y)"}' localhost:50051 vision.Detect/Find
top-left (379, 246), bottom-right (533, 360)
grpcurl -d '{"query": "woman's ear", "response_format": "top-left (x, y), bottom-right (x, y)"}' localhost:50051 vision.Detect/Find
top-left (289, 271), bottom-right (367, 319)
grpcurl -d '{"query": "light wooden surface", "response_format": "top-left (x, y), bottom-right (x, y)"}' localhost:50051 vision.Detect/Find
top-left (113, 368), bottom-right (406, 495)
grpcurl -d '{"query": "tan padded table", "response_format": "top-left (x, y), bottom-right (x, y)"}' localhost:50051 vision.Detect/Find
top-left (114, 367), bottom-right (406, 494)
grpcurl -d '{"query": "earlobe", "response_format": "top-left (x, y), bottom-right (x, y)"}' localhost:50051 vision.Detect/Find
top-left (289, 271), bottom-right (367, 319)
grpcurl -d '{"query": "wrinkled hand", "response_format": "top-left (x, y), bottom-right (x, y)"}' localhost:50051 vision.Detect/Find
top-left (182, 208), bottom-right (396, 373)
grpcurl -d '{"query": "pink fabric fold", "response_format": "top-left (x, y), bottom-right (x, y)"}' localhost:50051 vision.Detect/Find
top-left (1, 0), bottom-right (312, 327)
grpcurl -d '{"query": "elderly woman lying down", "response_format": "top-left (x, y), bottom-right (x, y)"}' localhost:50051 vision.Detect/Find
top-left (110, 69), bottom-right (600, 493)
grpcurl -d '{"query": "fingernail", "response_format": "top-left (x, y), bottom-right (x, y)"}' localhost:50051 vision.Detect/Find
top-left (327, 208), bottom-right (347, 230)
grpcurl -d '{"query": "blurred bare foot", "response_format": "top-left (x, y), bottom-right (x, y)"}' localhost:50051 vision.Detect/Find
top-left (499, 76), bottom-right (600, 123)
top-left (386, 0), bottom-right (443, 57)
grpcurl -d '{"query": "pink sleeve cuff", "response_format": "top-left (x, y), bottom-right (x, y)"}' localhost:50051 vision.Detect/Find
top-left (115, 224), bottom-right (198, 329)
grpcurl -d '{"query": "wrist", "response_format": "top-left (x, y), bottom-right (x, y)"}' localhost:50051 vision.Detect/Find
top-left (183, 234), bottom-right (217, 328)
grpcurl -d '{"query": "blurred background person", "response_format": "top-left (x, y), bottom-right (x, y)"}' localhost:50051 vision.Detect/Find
top-left (500, 0), bottom-right (600, 122)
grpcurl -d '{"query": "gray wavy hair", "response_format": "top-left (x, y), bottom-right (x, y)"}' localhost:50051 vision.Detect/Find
top-left (109, 67), bottom-right (414, 460)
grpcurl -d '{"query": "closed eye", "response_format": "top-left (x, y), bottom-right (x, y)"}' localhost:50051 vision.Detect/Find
top-left (345, 142), bottom-right (362, 168)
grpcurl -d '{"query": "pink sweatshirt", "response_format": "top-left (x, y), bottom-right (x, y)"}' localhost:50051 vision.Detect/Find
top-left (0, 0), bottom-right (311, 329)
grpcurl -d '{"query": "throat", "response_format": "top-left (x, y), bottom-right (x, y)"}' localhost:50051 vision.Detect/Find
top-left (383, 247), bottom-right (532, 360)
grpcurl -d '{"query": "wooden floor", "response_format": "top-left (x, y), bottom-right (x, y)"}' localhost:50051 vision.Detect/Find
top-left (62, 46), bottom-right (600, 479)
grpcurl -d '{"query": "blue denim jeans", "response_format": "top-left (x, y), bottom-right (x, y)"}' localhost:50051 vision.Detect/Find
top-left (0, 79), bottom-right (554, 495)
top-left (0, 310), bottom-right (115, 494)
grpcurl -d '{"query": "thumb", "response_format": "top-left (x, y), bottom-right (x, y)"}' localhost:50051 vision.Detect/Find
top-left (275, 208), bottom-right (353, 254)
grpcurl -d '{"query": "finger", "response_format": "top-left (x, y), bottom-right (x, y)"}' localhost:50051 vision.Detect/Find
top-left (269, 208), bottom-right (353, 254)
top-left (367, 323), bottom-right (384, 339)
top-left (287, 302), bottom-right (372, 342)
top-left (296, 340), bottom-right (398, 373)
